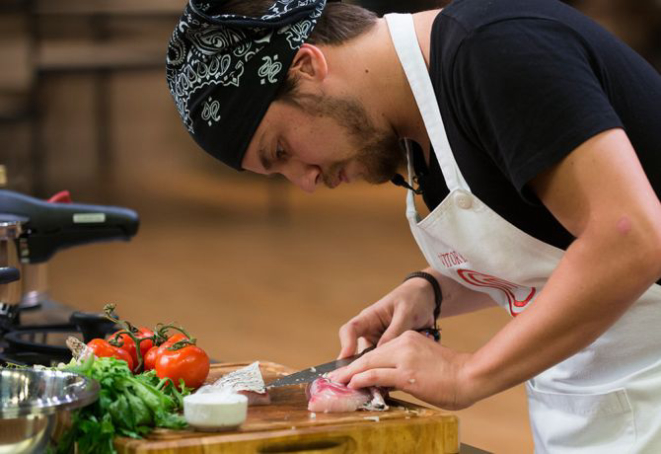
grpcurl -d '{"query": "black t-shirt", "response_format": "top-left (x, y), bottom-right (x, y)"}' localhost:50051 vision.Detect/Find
top-left (415, 0), bottom-right (661, 261)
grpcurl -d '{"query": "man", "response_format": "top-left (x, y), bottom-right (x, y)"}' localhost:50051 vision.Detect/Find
top-left (167, 0), bottom-right (661, 451)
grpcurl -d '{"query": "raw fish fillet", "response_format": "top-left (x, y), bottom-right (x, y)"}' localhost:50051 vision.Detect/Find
top-left (307, 377), bottom-right (388, 413)
top-left (197, 361), bottom-right (271, 405)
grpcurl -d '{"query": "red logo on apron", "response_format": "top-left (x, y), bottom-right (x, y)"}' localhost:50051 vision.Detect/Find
top-left (457, 269), bottom-right (536, 316)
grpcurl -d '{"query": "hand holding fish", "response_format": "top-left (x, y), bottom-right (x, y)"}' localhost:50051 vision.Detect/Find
top-left (337, 278), bottom-right (437, 359)
top-left (328, 330), bottom-right (476, 411)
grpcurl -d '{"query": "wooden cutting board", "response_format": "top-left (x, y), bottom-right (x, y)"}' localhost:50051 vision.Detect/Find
top-left (115, 361), bottom-right (459, 454)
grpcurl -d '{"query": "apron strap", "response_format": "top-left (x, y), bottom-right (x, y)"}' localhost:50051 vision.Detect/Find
top-left (405, 142), bottom-right (420, 221)
top-left (385, 13), bottom-right (471, 193)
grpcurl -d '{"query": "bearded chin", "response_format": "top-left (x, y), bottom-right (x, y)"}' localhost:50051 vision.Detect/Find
top-left (358, 136), bottom-right (406, 184)
top-left (291, 91), bottom-right (405, 185)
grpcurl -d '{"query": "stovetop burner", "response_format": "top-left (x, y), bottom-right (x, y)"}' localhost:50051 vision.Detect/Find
top-left (0, 189), bottom-right (139, 367)
top-left (0, 301), bottom-right (119, 366)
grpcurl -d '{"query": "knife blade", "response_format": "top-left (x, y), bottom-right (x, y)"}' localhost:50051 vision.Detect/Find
top-left (266, 348), bottom-right (372, 389)
top-left (266, 327), bottom-right (440, 389)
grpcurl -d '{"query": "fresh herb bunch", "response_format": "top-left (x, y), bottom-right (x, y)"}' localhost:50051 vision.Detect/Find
top-left (54, 355), bottom-right (192, 454)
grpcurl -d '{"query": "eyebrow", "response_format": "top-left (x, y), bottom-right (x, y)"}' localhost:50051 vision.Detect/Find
top-left (258, 145), bottom-right (273, 171)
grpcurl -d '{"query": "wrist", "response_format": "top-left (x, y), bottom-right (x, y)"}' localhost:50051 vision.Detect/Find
top-left (403, 271), bottom-right (443, 321)
top-left (402, 276), bottom-right (436, 314)
top-left (454, 353), bottom-right (485, 407)
top-left (460, 351), bottom-right (502, 405)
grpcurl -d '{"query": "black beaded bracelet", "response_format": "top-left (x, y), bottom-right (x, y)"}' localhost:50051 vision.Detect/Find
top-left (404, 271), bottom-right (443, 322)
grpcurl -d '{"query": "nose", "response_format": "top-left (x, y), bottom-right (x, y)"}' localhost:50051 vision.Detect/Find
top-left (283, 162), bottom-right (320, 193)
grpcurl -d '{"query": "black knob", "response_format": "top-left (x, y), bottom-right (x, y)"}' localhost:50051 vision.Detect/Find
top-left (70, 311), bottom-right (119, 343)
top-left (0, 267), bottom-right (20, 284)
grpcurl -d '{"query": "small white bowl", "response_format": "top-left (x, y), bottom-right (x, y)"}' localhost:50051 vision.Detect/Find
top-left (183, 392), bottom-right (248, 431)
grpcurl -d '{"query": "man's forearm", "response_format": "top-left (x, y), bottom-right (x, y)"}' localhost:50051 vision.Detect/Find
top-left (463, 227), bottom-right (661, 403)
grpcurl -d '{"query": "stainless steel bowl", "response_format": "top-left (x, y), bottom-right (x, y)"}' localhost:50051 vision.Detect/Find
top-left (0, 368), bottom-right (99, 454)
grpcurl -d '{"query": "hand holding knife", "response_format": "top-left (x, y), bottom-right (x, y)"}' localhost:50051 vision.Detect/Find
top-left (266, 327), bottom-right (440, 389)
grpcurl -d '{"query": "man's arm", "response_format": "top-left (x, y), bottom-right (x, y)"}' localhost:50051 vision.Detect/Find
top-left (331, 128), bottom-right (661, 409)
top-left (335, 265), bottom-right (497, 359)
top-left (463, 127), bottom-right (661, 403)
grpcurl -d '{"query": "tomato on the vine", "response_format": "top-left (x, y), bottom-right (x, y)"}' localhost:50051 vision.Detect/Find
top-left (87, 338), bottom-right (134, 370)
top-left (159, 333), bottom-right (187, 351)
top-left (108, 327), bottom-right (155, 371)
top-left (142, 332), bottom-right (189, 372)
top-left (155, 343), bottom-right (209, 389)
top-left (108, 331), bottom-right (137, 365)
top-left (135, 327), bottom-right (154, 358)
top-left (143, 346), bottom-right (159, 371)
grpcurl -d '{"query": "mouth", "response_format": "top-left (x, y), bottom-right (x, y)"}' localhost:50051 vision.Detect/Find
top-left (325, 167), bottom-right (346, 189)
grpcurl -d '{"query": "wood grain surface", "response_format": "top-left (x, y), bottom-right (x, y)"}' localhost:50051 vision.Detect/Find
top-left (115, 362), bottom-right (459, 454)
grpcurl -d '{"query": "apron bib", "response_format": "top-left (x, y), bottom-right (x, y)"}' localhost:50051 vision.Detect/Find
top-left (386, 13), bottom-right (661, 453)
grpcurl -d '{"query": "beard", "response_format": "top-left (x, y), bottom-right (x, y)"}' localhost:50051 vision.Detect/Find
top-left (286, 92), bottom-right (405, 186)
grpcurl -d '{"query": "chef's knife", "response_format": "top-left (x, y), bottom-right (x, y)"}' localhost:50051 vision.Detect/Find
top-left (266, 327), bottom-right (440, 388)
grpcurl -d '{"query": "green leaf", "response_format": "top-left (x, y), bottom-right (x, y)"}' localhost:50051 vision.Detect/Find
top-left (49, 356), bottom-right (190, 453)
top-left (125, 391), bottom-right (153, 426)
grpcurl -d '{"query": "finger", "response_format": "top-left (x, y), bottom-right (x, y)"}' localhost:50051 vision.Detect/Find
top-left (377, 311), bottom-right (410, 347)
top-left (337, 315), bottom-right (380, 359)
top-left (337, 328), bottom-right (359, 359)
top-left (330, 340), bottom-right (375, 384)
top-left (357, 337), bottom-right (373, 354)
top-left (337, 318), bottom-right (362, 359)
top-left (328, 356), bottom-right (369, 384)
top-left (327, 365), bottom-right (348, 384)
top-left (330, 344), bottom-right (397, 383)
top-left (347, 368), bottom-right (401, 390)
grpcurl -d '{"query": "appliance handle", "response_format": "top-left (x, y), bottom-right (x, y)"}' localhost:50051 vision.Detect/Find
top-left (0, 267), bottom-right (20, 284)
top-left (0, 189), bottom-right (140, 263)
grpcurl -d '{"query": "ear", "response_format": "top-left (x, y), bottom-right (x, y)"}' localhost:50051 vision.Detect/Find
top-left (289, 43), bottom-right (328, 83)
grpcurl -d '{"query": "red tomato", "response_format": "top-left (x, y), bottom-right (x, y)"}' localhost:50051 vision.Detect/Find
top-left (108, 331), bottom-right (137, 366)
top-left (87, 338), bottom-right (134, 370)
top-left (143, 346), bottom-right (159, 371)
top-left (140, 333), bottom-right (188, 372)
top-left (154, 333), bottom-right (187, 357)
top-left (155, 344), bottom-right (210, 389)
top-left (160, 333), bottom-right (187, 350)
top-left (135, 327), bottom-right (154, 358)
top-left (108, 327), bottom-right (155, 371)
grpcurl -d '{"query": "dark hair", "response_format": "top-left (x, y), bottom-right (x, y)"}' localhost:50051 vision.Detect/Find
top-left (213, 1), bottom-right (378, 99)
top-left (213, 1), bottom-right (377, 44)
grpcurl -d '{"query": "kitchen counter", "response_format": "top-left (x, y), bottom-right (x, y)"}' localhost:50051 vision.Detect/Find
top-left (10, 303), bottom-right (493, 453)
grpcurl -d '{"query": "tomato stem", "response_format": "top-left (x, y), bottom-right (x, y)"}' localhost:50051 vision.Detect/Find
top-left (154, 323), bottom-right (195, 344)
top-left (167, 339), bottom-right (197, 351)
top-left (103, 304), bottom-right (146, 372)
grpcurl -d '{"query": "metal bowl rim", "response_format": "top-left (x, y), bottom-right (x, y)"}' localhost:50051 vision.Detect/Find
top-left (0, 368), bottom-right (100, 418)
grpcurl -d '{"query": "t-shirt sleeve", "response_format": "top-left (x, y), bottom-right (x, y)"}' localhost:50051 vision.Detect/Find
top-left (449, 18), bottom-right (623, 199)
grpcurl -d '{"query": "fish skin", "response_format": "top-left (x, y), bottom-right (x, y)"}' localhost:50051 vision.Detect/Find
top-left (197, 362), bottom-right (271, 406)
top-left (306, 377), bottom-right (388, 413)
top-left (237, 390), bottom-right (271, 406)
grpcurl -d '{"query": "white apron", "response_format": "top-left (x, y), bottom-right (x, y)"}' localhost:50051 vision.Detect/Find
top-left (386, 13), bottom-right (661, 453)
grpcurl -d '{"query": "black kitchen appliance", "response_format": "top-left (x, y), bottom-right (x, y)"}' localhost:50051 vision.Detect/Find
top-left (0, 189), bottom-right (139, 366)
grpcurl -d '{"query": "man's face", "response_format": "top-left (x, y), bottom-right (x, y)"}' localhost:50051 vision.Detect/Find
top-left (242, 92), bottom-right (404, 193)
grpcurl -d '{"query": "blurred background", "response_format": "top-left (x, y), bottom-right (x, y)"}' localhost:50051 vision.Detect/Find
top-left (0, 0), bottom-right (659, 452)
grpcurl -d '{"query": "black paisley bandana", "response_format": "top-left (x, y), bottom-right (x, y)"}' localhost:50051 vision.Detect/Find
top-left (166, 0), bottom-right (327, 170)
